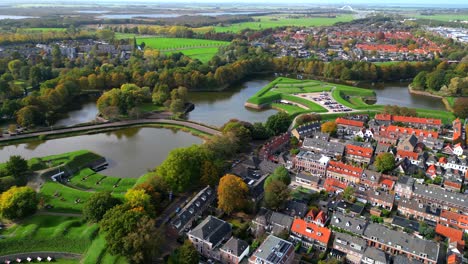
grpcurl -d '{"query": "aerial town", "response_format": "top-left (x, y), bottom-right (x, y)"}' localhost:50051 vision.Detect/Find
top-left (0, 1), bottom-right (466, 264)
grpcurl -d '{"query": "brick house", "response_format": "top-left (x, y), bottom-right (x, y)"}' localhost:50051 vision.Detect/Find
top-left (360, 169), bottom-right (382, 189)
top-left (397, 198), bottom-right (441, 224)
top-left (332, 232), bottom-right (367, 264)
top-left (293, 151), bottom-right (330, 177)
top-left (188, 216), bottom-right (232, 260)
top-left (326, 161), bottom-right (363, 184)
top-left (336, 117), bottom-right (364, 137)
top-left (219, 237), bottom-right (249, 264)
top-left (438, 210), bottom-right (468, 232)
top-left (259, 133), bottom-right (290, 160)
top-left (345, 144), bottom-right (374, 164)
top-left (290, 218), bottom-right (332, 251)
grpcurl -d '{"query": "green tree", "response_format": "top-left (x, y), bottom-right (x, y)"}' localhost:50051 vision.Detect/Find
top-left (265, 112), bottom-right (291, 135)
top-left (412, 71), bottom-right (427, 90)
top-left (5, 155), bottom-right (29, 184)
top-left (82, 191), bottom-right (120, 223)
top-left (200, 160), bottom-right (220, 187)
top-left (170, 98), bottom-right (185, 114)
top-left (0, 186), bottom-right (38, 219)
top-left (175, 240), bottom-right (199, 264)
top-left (453, 98), bottom-right (468, 119)
top-left (264, 166), bottom-right (291, 187)
top-left (374, 153), bottom-right (395, 173)
top-left (419, 221), bottom-right (435, 239)
top-left (264, 180), bottom-right (290, 210)
top-left (125, 189), bottom-right (152, 213)
top-left (16, 105), bottom-right (42, 127)
top-left (425, 70), bottom-right (445, 91)
top-left (217, 174), bottom-right (249, 214)
top-left (342, 186), bottom-right (355, 202)
top-left (152, 84), bottom-right (170, 105)
top-left (251, 122), bottom-right (269, 140)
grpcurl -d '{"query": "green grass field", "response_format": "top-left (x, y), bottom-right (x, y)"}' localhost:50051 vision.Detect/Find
top-left (208, 14), bottom-right (355, 33)
top-left (411, 13), bottom-right (468, 22)
top-left (0, 215), bottom-right (98, 255)
top-left (116, 35), bottom-right (228, 62)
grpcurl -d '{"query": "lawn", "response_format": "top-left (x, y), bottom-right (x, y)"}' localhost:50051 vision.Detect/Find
top-left (68, 168), bottom-right (137, 194)
top-left (0, 215), bottom-right (97, 255)
top-left (39, 181), bottom-right (95, 213)
top-left (116, 35), bottom-right (229, 62)
top-left (209, 14), bottom-right (355, 33)
top-left (18, 27), bottom-right (68, 32)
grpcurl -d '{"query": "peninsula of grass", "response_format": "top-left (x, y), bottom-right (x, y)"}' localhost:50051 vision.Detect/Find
top-left (0, 215), bottom-right (98, 255)
top-left (246, 77), bottom-right (376, 113)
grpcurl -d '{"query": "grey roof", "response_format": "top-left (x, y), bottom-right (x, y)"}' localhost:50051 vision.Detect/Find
top-left (301, 137), bottom-right (345, 156)
top-left (361, 169), bottom-right (382, 183)
top-left (391, 216), bottom-right (420, 232)
top-left (270, 212), bottom-right (293, 230)
top-left (293, 122), bottom-right (321, 137)
top-left (330, 213), bottom-right (368, 235)
top-left (363, 247), bottom-right (388, 263)
top-left (283, 200), bottom-right (308, 218)
top-left (333, 201), bottom-right (365, 215)
top-left (296, 173), bottom-right (320, 184)
top-left (399, 134), bottom-right (418, 148)
top-left (364, 223), bottom-right (439, 262)
top-left (396, 176), bottom-right (415, 188)
top-left (258, 160), bottom-right (281, 174)
top-left (171, 186), bottom-right (215, 231)
top-left (375, 142), bottom-right (391, 153)
top-left (333, 232), bottom-right (367, 255)
top-left (221, 237), bottom-right (249, 257)
top-left (413, 183), bottom-right (467, 210)
top-left (398, 198), bottom-right (441, 218)
top-left (188, 216), bottom-right (231, 247)
top-left (393, 255), bottom-right (423, 264)
top-left (252, 235), bottom-right (293, 263)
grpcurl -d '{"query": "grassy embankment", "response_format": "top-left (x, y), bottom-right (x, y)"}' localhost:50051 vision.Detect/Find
top-left (208, 14), bottom-right (355, 33)
top-left (247, 77), bottom-right (457, 123)
top-left (0, 150), bottom-right (134, 263)
top-left (115, 35), bottom-right (229, 63)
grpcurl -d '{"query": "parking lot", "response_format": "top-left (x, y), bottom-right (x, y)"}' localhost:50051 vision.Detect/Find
top-left (293, 92), bottom-right (354, 113)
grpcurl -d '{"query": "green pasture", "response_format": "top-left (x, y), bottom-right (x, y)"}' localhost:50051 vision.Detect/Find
top-left (209, 14), bottom-right (355, 33)
top-left (0, 215), bottom-right (97, 255)
top-left (39, 181), bottom-right (95, 213)
top-left (411, 13), bottom-right (468, 22)
top-left (18, 27), bottom-right (68, 32)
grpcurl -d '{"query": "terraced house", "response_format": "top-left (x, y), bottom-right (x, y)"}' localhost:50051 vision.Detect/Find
top-left (345, 144), bottom-right (374, 164)
top-left (326, 161), bottom-right (363, 184)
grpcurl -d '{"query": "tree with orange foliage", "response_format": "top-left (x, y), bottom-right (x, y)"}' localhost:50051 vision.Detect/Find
top-left (217, 174), bottom-right (249, 214)
top-left (321, 121), bottom-right (337, 134)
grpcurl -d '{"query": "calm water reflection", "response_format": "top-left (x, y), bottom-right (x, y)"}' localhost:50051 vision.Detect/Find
top-left (0, 127), bottom-right (202, 178)
top-left (373, 84), bottom-right (446, 110)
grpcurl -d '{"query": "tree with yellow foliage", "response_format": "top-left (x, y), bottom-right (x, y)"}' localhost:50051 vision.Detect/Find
top-left (321, 121), bottom-right (337, 134)
top-left (0, 186), bottom-right (38, 219)
top-left (217, 174), bottom-right (249, 214)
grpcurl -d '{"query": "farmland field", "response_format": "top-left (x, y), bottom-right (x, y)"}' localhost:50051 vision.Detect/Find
top-left (209, 14), bottom-right (355, 33)
top-left (116, 35), bottom-right (229, 62)
top-left (410, 13), bottom-right (468, 22)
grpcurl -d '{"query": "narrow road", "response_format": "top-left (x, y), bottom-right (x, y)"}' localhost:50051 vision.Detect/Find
top-left (35, 211), bottom-right (83, 217)
top-left (0, 118), bottom-right (221, 143)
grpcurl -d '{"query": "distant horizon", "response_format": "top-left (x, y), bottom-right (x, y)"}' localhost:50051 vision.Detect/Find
top-left (3, 0), bottom-right (468, 8)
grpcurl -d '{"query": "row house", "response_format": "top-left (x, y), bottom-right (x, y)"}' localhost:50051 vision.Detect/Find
top-left (345, 144), bottom-right (374, 164)
top-left (326, 161), bottom-right (363, 184)
top-left (331, 232), bottom-right (367, 264)
top-left (171, 186), bottom-right (216, 233)
top-left (438, 156), bottom-right (468, 173)
top-left (304, 209), bottom-right (327, 227)
top-left (443, 143), bottom-right (464, 157)
top-left (380, 125), bottom-right (439, 139)
top-left (330, 213), bottom-right (368, 236)
top-left (397, 198), bottom-right (441, 224)
top-left (188, 216), bottom-right (232, 261)
top-left (438, 210), bottom-right (468, 232)
top-left (301, 137), bottom-right (345, 158)
top-left (293, 151), bottom-right (330, 177)
top-left (374, 114), bottom-right (442, 130)
top-left (252, 208), bottom-right (293, 237)
top-left (248, 235), bottom-right (295, 264)
top-left (412, 183), bottom-right (468, 213)
top-left (357, 189), bottom-right (395, 210)
top-left (336, 117), bottom-right (364, 137)
top-left (290, 214), bottom-right (332, 251)
top-left (395, 176), bottom-right (416, 199)
top-left (364, 223), bottom-right (440, 264)
top-left (259, 133), bottom-right (290, 160)
top-left (362, 247), bottom-right (389, 264)
top-left (360, 169), bottom-right (382, 189)
top-left (396, 134), bottom-right (419, 152)
top-left (372, 130), bottom-right (399, 145)
top-left (396, 150), bottom-right (425, 166)
top-left (291, 122), bottom-right (321, 140)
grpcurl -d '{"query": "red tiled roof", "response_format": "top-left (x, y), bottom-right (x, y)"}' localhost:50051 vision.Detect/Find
top-left (396, 150), bottom-right (418, 160)
top-left (305, 209), bottom-right (327, 225)
top-left (327, 161), bottom-right (363, 178)
top-left (447, 254), bottom-right (461, 264)
top-left (335, 117), bottom-right (364, 127)
top-left (380, 179), bottom-right (395, 189)
top-left (426, 164), bottom-right (437, 174)
top-left (439, 157), bottom-right (447, 164)
top-left (323, 178), bottom-right (347, 192)
top-left (444, 180), bottom-right (462, 189)
top-left (435, 224), bottom-right (465, 246)
top-left (375, 114), bottom-right (442, 126)
top-left (393, 115), bottom-right (442, 126)
top-left (346, 144), bottom-right (374, 159)
top-left (383, 125), bottom-right (439, 139)
top-left (291, 218), bottom-right (331, 245)
top-left (453, 118), bottom-right (462, 141)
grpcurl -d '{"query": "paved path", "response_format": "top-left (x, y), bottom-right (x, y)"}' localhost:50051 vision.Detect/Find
top-left (0, 252), bottom-right (81, 262)
top-left (35, 211), bottom-right (83, 217)
top-left (0, 118), bottom-right (220, 143)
